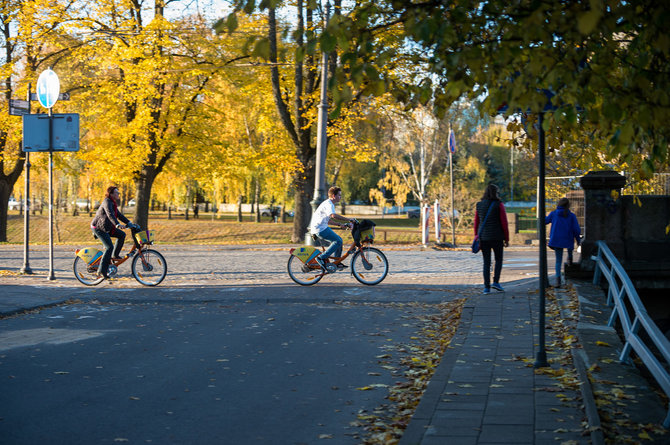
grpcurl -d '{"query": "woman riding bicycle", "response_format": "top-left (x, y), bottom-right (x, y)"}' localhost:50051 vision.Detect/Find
top-left (91, 186), bottom-right (134, 279)
top-left (309, 186), bottom-right (354, 271)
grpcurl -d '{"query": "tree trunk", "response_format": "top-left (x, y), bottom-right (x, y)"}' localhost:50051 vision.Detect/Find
top-left (292, 168), bottom-right (314, 242)
top-left (268, 5), bottom-right (317, 243)
top-left (0, 153), bottom-right (24, 243)
top-left (133, 166), bottom-right (158, 230)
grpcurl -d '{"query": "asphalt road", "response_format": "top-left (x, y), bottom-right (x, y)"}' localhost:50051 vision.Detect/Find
top-left (0, 298), bottom-right (462, 444)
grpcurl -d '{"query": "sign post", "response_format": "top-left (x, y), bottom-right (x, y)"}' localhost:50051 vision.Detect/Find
top-left (20, 85), bottom-right (33, 274)
top-left (38, 68), bottom-right (60, 281)
top-left (23, 68), bottom-right (79, 281)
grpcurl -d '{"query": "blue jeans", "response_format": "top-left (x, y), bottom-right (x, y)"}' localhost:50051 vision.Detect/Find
top-left (552, 247), bottom-right (574, 278)
top-left (481, 240), bottom-right (504, 289)
top-left (316, 227), bottom-right (342, 261)
top-left (93, 228), bottom-right (125, 276)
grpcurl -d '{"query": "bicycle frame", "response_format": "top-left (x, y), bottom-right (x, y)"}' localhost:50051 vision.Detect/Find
top-left (86, 227), bottom-right (148, 270)
top-left (311, 239), bottom-right (371, 275)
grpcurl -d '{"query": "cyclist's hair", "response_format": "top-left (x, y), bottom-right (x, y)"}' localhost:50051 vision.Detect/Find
top-left (105, 186), bottom-right (118, 199)
top-left (328, 186), bottom-right (341, 198)
top-left (482, 183), bottom-right (499, 200)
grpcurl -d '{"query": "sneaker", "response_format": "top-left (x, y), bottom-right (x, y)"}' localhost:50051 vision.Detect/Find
top-left (491, 283), bottom-right (505, 292)
top-left (314, 256), bottom-right (326, 271)
top-left (483, 287), bottom-right (491, 294)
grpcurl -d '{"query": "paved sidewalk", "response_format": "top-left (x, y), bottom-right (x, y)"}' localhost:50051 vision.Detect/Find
top-left (400, 282), bottom-right (587, 445)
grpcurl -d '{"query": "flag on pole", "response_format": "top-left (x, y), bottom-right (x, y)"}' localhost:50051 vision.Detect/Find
top-left (448, 129), bottom-right (457, 153)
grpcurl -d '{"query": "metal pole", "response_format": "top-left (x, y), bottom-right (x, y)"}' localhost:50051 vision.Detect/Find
top-left (310, 0), bottom-right (331, 215)
top-left (47, 109), bottom-right (55, 280)
top-left (510, 145), bottom-right (515, 202)
top-left (449, 135), bottom-right (456, 246)
top-left (21, 84), bottom-right (33, 274)
top-left (534, 112), bottom-right (548, 368)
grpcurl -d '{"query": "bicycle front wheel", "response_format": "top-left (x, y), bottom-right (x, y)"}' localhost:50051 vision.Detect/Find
top-left (73, 257), bottom-right (104, 286)
top-left (351, 247), bottom-right (388, 285)
top-left (287, 255), bottom-right (323, 286)
top-left (131, 249), bottom-right (167, 286)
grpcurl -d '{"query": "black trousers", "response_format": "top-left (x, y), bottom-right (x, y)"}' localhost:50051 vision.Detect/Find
top-left (93, 228), bottom-right (125, 277)
top-left (481, 239), bottom-right (504, 288)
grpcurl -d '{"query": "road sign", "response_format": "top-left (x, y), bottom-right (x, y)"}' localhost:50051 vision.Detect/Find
top-left (29, 92), bottom-right (69, 102)
top-left (9, 99), bottom-right (30, 116)
top-left (22, 113), bottom-right (80, 152)
top-left (36, 69), bottom-right (60, 109)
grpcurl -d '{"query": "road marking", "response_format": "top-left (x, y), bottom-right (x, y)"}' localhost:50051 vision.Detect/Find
top-left (0, 328), bottom-right (117, 352)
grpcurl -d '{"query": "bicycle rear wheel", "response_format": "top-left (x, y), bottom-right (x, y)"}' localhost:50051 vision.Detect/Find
top-left (131, 249), bottom-right (167, 286)
top-left (287, 255), bottom-right (323, 286)
top-left (351, 246), bottom-right (388, 285)
top-left (73, 257), bottom-right (104, 286)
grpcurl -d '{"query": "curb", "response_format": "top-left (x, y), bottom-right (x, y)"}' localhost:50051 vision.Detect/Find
top-left (554, 284), bottom-right (605, 445)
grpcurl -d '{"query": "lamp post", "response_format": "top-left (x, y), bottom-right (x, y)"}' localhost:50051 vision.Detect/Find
top-left (534, 111), bottom-right (549, 368)
top-left (310, 0), bottom-right (331, 216)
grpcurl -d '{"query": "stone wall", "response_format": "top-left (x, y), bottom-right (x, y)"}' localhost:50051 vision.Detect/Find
top-left (576, 171), bottom-right (670, 289)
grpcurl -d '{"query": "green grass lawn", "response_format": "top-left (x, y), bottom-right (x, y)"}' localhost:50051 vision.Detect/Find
top-left (3, 212), bottom-right (456, 245)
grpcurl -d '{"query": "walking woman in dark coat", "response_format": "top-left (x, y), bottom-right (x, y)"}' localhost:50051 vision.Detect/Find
top-left (91, 186), bottom-right (132, 279)
top-left (474, 184), bottom-right (510, 294)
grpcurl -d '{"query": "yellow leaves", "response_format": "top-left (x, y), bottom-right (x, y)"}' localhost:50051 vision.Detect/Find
top-left (355, 299), bottom-right (465, 444)
top-left (638, 431), bottom-right (652, 440)
top-left (595, 341), bottom-right (611, 347)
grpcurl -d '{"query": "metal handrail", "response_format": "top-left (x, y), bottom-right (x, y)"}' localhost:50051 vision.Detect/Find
top-left (592, 240), bottom-right (670, 427)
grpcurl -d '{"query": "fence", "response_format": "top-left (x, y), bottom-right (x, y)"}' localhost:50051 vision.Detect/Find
top-left (591, 240), bottom-right (670, 427)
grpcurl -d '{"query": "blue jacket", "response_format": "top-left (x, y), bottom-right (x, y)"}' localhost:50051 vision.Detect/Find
top-left (545, 206), bottom-right (581, 249)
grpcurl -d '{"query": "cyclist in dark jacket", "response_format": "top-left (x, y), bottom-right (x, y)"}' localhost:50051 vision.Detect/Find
top-left (91, 186), bottom-right (132, 279)
top-left (474, 184), bottom-right (509, 294)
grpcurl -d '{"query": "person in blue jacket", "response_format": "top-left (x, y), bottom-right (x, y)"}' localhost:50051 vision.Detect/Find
top-left (545, 197), bottom-right (581, 287)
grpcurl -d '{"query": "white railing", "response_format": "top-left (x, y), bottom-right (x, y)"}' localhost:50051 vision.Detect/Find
top-left (592, 240), bottom-right (670, 427)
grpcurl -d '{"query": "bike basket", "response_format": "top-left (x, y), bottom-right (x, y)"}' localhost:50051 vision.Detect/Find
top-left (76, 248), bottom-right (103, 265)
top-left (361, 226), bottom-right (375, 242)
top-left (291, 246), bottom-right (320, 264)
top-left (135, 229), bottom-right (155, 244)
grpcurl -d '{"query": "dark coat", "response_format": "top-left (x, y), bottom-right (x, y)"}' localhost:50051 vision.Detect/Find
top-left (474, 199), bottom-right (509, 242)
top-left (91, 197), bottom-right (130, 234)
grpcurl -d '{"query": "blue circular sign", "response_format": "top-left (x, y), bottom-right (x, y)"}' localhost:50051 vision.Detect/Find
top-left (36, 69), bottom-right (60, 109)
